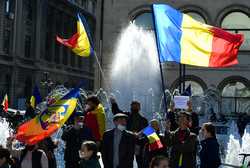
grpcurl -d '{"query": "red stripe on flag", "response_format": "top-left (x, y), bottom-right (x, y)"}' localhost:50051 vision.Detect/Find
top-left (149, 139), bottom-right (163, 151)
top-left (3, 100), bottom-right (8, 112)
top-left (56, 33), bottom-right (79, 49)
top-left (209, 27), bottom-right (244, 68)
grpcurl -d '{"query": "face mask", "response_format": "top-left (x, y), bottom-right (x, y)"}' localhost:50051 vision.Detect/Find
top-left (117, 124), bottom-right (126, 131)
top-left (78, 122), bottom-right (84, 128)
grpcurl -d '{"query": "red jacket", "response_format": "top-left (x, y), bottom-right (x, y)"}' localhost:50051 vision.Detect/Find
top-left (84, 112), bottom-right (100, 141)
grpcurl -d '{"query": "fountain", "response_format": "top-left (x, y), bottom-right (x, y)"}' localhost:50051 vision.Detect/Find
top-left (110, 24), bottom-right (162, 121)
top-left (0, 117), bottom-right (13, 147)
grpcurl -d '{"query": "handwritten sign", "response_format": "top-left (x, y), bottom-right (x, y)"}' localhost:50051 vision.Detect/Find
top-left (174, 96), bottom-right (190, 109)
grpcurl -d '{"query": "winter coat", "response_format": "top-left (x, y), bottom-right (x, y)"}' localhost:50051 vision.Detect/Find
top-left (101, 129), bottom-right (135, 168)
top-left (164, 128), bottom-right (198, 168)
top-left (200, 137), bottom-right (221, 168)
top-left (79, 157), bottom-right (101, 168)
top-left (61, 125), bottom-right (93, 164)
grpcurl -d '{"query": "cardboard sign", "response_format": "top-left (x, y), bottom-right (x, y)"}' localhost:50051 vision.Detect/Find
top-left (174, 96), bottom-right (189, 109)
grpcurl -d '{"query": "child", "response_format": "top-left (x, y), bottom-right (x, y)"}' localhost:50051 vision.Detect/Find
top-left (0, 147), bottom-right (13, 168)
top-left (79, 141), bottom-right (101, 168)
top-left (150, 155), bottom-right (170, 168)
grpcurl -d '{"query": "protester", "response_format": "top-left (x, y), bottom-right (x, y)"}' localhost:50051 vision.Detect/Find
top-left (199, 122), bottom-right (221, 168)
top-left (167, 102), bottom-right (178, 131)
top-left (237, 112), bottom-right (248, 137)
top-left (218, 113), bottom-right (228, 124)
top-left (7, 137), bottom-right (48, 168)
top-left (187, 100), bottom-right (199, 135)
top-left (79, 141), bottom-right (101, 168)
top-left (142, 119), bottom-right (168, 167)
top-left (110, 98), bottom-right (148, 168)
top-left (149, 155), bottom-right (170, 168)
top-left (164, 111), bottom-right (198, 168)
top-left (62, 112), bottom-right (93, 168)
top-left (38, 137), bottom-right (58, 168)
top-left (24, 101), bottom-right (35, 120)
top-left (101, 113), bottom-right (135, 168)
top-left (209, 108), bottom-right (217, 122)
top-left (0, 147), bottom-right (13, 168)
top-left (84, 96), bottom-right (106, 142)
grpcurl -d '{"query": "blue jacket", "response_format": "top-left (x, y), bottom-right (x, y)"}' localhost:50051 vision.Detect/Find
top-left (200, 137), bottom-right (221, 168)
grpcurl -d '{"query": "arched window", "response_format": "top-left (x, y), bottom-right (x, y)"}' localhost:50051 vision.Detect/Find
top-left (220, 77), bottom-right (250, 114)
top-left (175, 80), bottom-right (205, 96)
top-left (171, 75), bottom-right (207, 96)
top-left (222, 81), bottom-right (250, 97)
top-left (185, 12), bottom-right (206, 23)
top-left (132, 12), bottom-right (154, 30)
top-left (221, 12), bottom-right (250, 50)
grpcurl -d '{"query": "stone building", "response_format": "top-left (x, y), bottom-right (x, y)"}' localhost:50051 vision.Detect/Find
top-left (0, 0), bottom-right (97, 108)
top-left (98, 0), bottom-right (250, 115)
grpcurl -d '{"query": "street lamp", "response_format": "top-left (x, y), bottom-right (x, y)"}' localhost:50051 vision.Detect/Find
top-left (40, 72), bottom-right (54, 95)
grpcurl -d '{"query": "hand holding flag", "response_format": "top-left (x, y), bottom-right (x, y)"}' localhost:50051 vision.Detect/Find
top-left (143, 126), bottom-right (163, 151)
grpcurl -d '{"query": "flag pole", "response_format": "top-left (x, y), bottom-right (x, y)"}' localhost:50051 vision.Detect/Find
top-left (182, 64), bottom-right (186, 93)
top-left (93, 51), bottom-right (111, 92)
top-left (151, 6), bottom-right (168, 116)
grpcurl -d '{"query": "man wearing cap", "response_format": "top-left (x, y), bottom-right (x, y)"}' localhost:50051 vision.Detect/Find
top-left (62, 112), bottom-right (93, 168)
top-left (110, 98), bottom-right (148, 168)
top-left (101, 113), bottom-right (135, 168)
top-left (164, 111), bottom-right (198, 168)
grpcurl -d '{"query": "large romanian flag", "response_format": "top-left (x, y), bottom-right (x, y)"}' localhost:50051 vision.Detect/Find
top-left (56, 13), bottom-right (93, 57)
top-left (152, 4), bottom-right (244, 67)
top-left (143, 126), bottom-right (163, 151)
top-left (16, 88), bottom-right (79, 145)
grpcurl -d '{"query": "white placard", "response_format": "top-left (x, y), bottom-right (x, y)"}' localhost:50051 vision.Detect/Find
top-left (174, 96), bottom-right (190, 109)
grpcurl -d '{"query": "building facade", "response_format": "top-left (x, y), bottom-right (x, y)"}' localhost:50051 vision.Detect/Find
top-left (99, 0), bottom-right (250, 115)
top-left (0, 0), bottom-right (97, 108)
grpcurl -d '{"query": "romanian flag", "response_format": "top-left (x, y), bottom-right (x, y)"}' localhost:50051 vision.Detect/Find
top-left (152, 4), bottom-right (244, 67)
top-left (56, 13), bottom-right (93, 57)
top-left (30, 85), bottom-right (42, 109)
top-left (15, 87), bottom-right (79, 145)
top-left (1, 94), bottom-right (8, 112)
top-left (143, 126), bottom-right (163, 151)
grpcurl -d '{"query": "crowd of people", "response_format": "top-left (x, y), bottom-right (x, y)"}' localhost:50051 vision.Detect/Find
top-left (0, 95), bottom-right (240, 168)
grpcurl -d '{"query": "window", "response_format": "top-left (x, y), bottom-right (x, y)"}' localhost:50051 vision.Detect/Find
top-left (24, 35), bottom-right (31, 58)
top-left (3, 29), bottom-right (11, 54)
top-left (174, 80), bottom-right (205, 96)
top-left (55, 11), bottom-right (62, 64)
top-left (5, 0), bottom-right (10, 14)
top-left (77, 57), bottom-right (82, 68)
top-left (220, 78), bottom-right (250, 114)
top-left (222, 82), bottom-right (250, 97)
top-left (133, 12), bottom-right (154, 30)
top-left (23, 0), bottom-right (32, 23)
top-left (185, 12), bottom-right (206, 23)
top-left (221, 12), bottom-right (250, 50)
top-left (45, 32), bottom-right (52, 61)
top-left (45, 6), bottom-right (53, 61)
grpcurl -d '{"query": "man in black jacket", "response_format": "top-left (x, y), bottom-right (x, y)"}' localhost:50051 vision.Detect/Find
top-left (110, 98), bottom-right (148, 168)
top-left (62, 112), bottom-right (93, 168)
top-left (101, 113), bottom-right (135, 168)
top-left (164, 111), bottom-right (198, 168)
